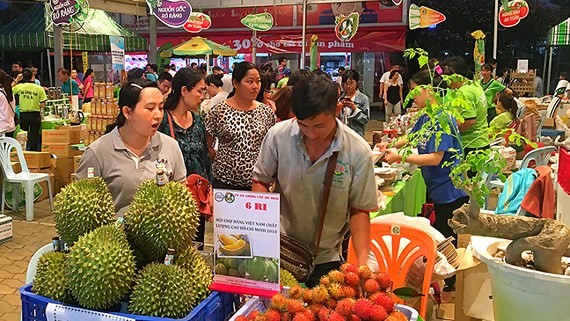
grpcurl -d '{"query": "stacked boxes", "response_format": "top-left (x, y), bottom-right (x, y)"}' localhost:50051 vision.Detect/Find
top-left (42, 126), bottom-right (83, 192)
top-left (9, 152), bottom-right (54, 202)
top-left (85, 83), bottom-right (118, 146)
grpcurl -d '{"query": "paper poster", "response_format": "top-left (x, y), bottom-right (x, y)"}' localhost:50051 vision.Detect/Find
top-left (499, 0), bottom-right (529, 28)
top-left (241, 12), bottom-right (274, 32)
top-left (210, 189), bottom-right (280, 296)
top-left (183, 12), bottom-right (211, 33)
top-left (146, 0), bottom-right (192, 28)
top-left (517, 59), bottom-right (529, 73)
top-left (46, 303), bottom-right (134, 321)
top-left (335, 12), bottom-right (359, 42)
top-left (109, 36), bottom-right (125, 71)
top-left (408, 4), bottom-right (446, 30)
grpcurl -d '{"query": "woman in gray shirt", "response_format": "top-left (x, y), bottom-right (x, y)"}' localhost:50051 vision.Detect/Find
top-left (76, 79), bottom-right (186, 213)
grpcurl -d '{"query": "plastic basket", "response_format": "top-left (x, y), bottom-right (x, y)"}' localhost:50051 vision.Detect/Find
top-left (20, 284), bottom-right (239, 321)
top-left (229, 297), bottom-right (419, 321)
top-left (559, 147), bottom-right (570, 195)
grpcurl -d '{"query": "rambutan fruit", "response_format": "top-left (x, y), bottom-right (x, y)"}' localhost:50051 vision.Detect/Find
top-left (292, 312), bottom-right (310, 321)
top-left (328, 312), bottom-right (345, 321)
top-left (249, 310), bottom-right (261, 320)
top-left (290, 285), bottom-right (304, 300)
top-left (317, 307), bottom-right (332, 321)
top-left (281, 312), bottom-right (293, 321)
top-left (254, 314), bottom-right (267, 321)
top-left (340, 286), bottom-right (358, 299)
top-left (371, 294), bottom-right (394, 314)
top-left (375, 273), bottom-right (392, 290)
top-left (348, 315), bottom-right (361, 321)
top-left (311, 285), bottom-right (330, 304)
top-left (272, 294), bottom-right (288, 311)
top-left (367, 293), bottom-right (381, 302)
top-left (265, 309), bottom-right (283, 321)
top-left (363, 279), bottom-right (380, 294)
top-left (326, 299), bottom-right (338, 310)
top-left (335, 299), bottom-right (355, 316)
top-left (328, 270), bottom-right (345, 284)
top-left (340, 263), bottom-right (358, 274)
top-left (354, 299), bottom-right (374, 320)
top-left (344, 272), bottom-right (360, 287)
top-left (320, 276), bottom-right (331, 287)
top-left (356, 266), bottom-right (372, 280)
top-left (328, 283), bottom-right (343, 299)
top-left (301, 309), bottom-right (316, 321)
top-left (307, 304), bottom-right (324, 315)
top-left (303, 289), bottom-right (314, 304)
top-left (385, 311), bottom-right (407, 321)
top-left (368, 306), bottom-right (387, 321)
top-left (286, 299), bottom-right (305, 314)
top-left (236, 316), bottom-right (249, 321)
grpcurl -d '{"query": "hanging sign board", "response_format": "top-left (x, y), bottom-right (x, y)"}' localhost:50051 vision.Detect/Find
top-left (183, 12), bottom-right (212, 33)
top-left (209, 189), bottom-right (281, 297)
top-left (146, 0), bottom-right (192, 29)
top-left (50, 0), bottom-right (79, 25)
top-left (408, 4), bottom-right (446, 30)
top-left (335, 12), bottom-right (360, 42)
top-left (499, 0), bottom-right (529, 28)
top-left (392, 0), bottom-right (403, 5)
top-left (241, 13), bottom-right (274, 32)
top-left (109, 36), bottom-right (125, 71)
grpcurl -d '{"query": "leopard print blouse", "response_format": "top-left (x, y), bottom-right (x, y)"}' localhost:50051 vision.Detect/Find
top-left (205, 101), bottom-right (276, 188)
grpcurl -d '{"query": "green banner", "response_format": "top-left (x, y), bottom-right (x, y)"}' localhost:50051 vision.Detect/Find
top-left (241, 13), bottom-right (274, 32)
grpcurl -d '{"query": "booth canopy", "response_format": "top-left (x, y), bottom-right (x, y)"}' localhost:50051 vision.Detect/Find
top-left (549, 17), bottom-right (570, 46)
top-left (0, 3), bottom-right (147, 52)
top-left (171, 37), bottom-right (238, 56)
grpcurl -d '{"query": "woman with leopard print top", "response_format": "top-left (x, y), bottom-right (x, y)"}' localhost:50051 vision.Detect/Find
top-left (205, 62), bottom-right (276, 190)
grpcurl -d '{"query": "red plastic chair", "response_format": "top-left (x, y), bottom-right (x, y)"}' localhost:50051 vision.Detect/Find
top-left (347, 221), bottom-right (437, 318)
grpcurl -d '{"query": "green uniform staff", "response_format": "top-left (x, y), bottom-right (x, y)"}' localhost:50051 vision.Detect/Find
top-left (480, 63), bottom-right (511, 124)
top-left (12, 68), bottom-right (46, 151)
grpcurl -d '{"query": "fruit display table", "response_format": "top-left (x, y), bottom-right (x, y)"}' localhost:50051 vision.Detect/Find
top-left (370, 169), bottom-right (426, 219)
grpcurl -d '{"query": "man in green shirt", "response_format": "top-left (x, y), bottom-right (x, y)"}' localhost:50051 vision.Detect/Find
top-left (58, 68), bottom-right (79, 96)
top-left (442, 57), bottom-right (490, 156)
top-left (480, 63), bottom-right (511, 124)
top-left (13, 68), bottom-right (46, 151)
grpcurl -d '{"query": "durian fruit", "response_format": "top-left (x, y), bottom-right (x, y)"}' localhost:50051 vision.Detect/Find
top-left (129, 263), bottom-right (194, 318)
top-left (125, 180), bottom-right (200, 262)
top-left (66, 225), bottom-right (136, 310)
top-left (218, 234), bottom-right (249, 256)
top-left (33, 251), bottom-right (73, 303)
top-left (53, 177), bottom-right (115, 246)
top-left (280, 268), bottom-right (299, 287)
top-left (176, 246), bottom-right (213, 302)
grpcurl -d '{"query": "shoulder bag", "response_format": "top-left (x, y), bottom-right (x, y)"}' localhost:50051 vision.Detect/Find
top-left (167, 111), bottom-right (212, 217)
top-left (280, 151), bottom-right (339, 282)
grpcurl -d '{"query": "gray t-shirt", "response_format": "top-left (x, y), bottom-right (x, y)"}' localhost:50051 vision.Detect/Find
top-left (253, 119), bottom-right (378, 264)
top-left (76, 127), bottom-right (186, 213)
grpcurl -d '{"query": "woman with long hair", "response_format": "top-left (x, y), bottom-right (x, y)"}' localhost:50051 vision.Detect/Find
top-left (0, 70), bottom-right (15, 136)
top-left (256, 73), bottom-right (276, 112)
top-left (77, 78), bottom-right (186, 213)
top-left (82, 68), bottom-right (94, 104)
top-left (205, 62), bottom-right (276, 190)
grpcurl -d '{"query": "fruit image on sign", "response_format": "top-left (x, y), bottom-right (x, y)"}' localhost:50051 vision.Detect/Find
top-left (146, 0), bottom-right (192, 29)
top-left (335, 12), bottom-right (360, 42)
top-left (241, 12), bottom-right (274, 32)
top-left (499, 0), bottom-right (529, 28)
top-left (408, 4), bottom-right (446, 30)
top-left (183, 12), bottom-right (212, 33)
top-left (215, 256), bottom-right (279, 284)
top-left (217, 233), bottom-right (252, 257)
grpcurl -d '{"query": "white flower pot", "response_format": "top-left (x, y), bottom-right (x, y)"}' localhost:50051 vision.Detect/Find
top-left (471, 236), bottom-right (570, 321)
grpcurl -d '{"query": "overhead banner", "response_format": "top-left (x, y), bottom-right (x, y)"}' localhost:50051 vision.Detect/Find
top-left (146, 0), bottom-right (191, 28)
top-left (335, 12), bottom-right (359, 42)
top-left (183, 12), bottom-right (212, 33)
top-left (408, 4), bottom-right (446, 30)
top-left (241, 12), bottom-right (274, 32)
top-left (210, 189), bottom-right (281, 297)
top-left (109, 36), bottom-right (125, 70)
top-left (499, 0), bottom-right (529, 28)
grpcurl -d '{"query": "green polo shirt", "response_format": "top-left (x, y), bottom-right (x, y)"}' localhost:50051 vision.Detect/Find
top-left (253, 119), bottom-right (378, 264)
top-left (489, 112), bottom-right (513, 133)
top-left (12, 82), bottom-right (47, 112)
top-left (61, 79), bottom-right (79, 96)
top-left (449, 82), bottom-right (490, 149)
top-left (480, 79), bottom-right (506, 109)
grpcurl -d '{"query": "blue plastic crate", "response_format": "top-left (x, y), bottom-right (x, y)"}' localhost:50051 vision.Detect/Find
top-left (20, 284), bottom-right (239, 321)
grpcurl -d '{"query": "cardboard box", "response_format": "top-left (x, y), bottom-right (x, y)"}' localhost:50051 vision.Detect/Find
top-left (73, 155), bottom-right (82, 173)
top-left (42, 129), bottom-right (81, 144)
top-left (53, 157), bottom-right (74, 181)
top-left (42, 143), bottom-right (83, 158)
top-left (10, 151), bottom-right (51, 169)
top-left (544, 117), bottom-right (555, 128)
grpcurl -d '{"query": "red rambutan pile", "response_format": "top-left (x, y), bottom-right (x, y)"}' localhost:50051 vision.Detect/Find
top-left (345, 272), bottom-right (360, 287)
top-left (335, 299), bottom-right (355, 316)
top-left (371, 294), bottom-right (395, 314)
top-left (286, 299), bottom-right (305, 314)
top-left (375, 273), bottom-right (392, 291)
top-left (363, 279), bottom-right (380, 294)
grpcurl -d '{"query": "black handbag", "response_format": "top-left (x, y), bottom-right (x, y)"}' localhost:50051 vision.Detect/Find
top-left (280, 151), bottom-right (338, 282)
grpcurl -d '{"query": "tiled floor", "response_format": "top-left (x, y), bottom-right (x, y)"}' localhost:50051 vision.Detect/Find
top-left (0, 116), bottom-right (455, 320)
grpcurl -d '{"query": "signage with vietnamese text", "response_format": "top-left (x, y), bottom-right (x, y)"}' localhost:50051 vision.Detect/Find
top-left (109, 36), bottom-right (125, 71)
top-left (499, 0), bottom-right (529, 28)
top-left (210, 189), bottom-right (280, 297)
top-left (146, 0), bottom-right (192, 29)
top-left (183, 12), bottom-right (212, 33)
top-left (408, 4), bottom-right (446, 30)
top-left (241, 13), bottom-right (274, 32)
top-left (50, 0), bottom-right (79, 26)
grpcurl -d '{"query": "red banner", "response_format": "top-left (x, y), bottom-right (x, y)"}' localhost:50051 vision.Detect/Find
top-left (157, 27), bottom-right (405, 54)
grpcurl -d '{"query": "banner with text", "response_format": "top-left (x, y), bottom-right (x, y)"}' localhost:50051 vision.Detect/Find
top-left (109, 36), bottom-right (125, 70)
top-left (210, 189), bottom-right (280, 297)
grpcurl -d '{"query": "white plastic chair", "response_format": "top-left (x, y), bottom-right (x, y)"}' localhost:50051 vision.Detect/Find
top-left (536, 97), bottom-right (562, 141)
top-left (0, 137), bottom-right (53, 221)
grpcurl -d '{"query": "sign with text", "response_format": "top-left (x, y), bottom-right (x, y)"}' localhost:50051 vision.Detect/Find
top-left (183, 12), bottom-right (211, 33)
top-left (499, 0), bottom-right (529, 28)
top-left (50, 0), bottom-right (78, 26)
top-left (210, 189), bottom-right (280, 297)
top-left (408, 4), bottom-right (446, 30)
top-left (241, 12), bottom-right (274, 32)
top-left (109, 36), bottom-right (125, 70)
top-left (146, 0), bottom-right (191, 28)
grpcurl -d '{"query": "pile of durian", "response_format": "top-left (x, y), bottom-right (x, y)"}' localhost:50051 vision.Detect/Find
top-left (33, 177), bottom-right (213, 319)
